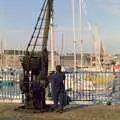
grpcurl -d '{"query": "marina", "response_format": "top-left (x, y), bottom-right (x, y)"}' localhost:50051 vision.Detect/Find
top-left (1, 0), bottom-right (120, 120)
top-left (0, 0), bottom-right (120, 107)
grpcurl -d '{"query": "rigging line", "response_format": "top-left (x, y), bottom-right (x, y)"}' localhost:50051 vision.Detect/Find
top-left (80, 0), bottom-right (94, 52)
top-left (82, 0), bottom-right (95, 55)
top-left (31, 0), bottom-right (48, 53)
top-left (26, 0), bottom-right (47, 52)
top-left (82, 0), bottom-right (93, 32)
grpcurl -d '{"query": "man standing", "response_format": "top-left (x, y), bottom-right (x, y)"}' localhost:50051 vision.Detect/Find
top-left (51, 65), bottom-right (65, 113)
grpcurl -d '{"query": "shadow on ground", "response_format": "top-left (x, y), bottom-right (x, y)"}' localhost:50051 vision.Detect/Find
top-left (63, 104), bottom-right (91, 112)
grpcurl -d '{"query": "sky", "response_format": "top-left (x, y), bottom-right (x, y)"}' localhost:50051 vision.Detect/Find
top-left (0, 0), bottom-right (120, 54)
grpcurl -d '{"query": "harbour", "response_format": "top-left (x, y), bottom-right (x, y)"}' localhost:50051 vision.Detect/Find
top-left (0, 0), bottom-right (120, 108)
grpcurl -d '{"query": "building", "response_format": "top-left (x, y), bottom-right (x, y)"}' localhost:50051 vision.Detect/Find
top-left (0, 50), bottom-right (60, 71)
top-left (60, 53), bottom-right (91, 68)
top-left (0, 49), bottom-right (111, 71)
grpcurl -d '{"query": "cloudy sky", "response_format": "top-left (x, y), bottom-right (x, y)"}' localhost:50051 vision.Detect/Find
top-left (0, 0), bottom-right (120, 54)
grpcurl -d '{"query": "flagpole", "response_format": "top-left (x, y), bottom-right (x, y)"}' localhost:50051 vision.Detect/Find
top-left (72, 0), bottom-right (77, 71)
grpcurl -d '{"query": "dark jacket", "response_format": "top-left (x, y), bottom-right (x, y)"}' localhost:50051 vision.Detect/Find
top-left (51, 72), bottom-right (65, 90)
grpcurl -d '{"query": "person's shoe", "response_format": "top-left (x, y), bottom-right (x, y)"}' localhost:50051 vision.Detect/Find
top-left (58, 110), bottom-right (63, 113)
top-left (58, 109), bottom-right (63, 113)
top-left (55, 109), bottom-right (59, 113)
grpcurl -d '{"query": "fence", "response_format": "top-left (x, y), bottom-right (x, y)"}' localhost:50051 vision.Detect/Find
top-left (0, 70), bottom-right (22, 103)
top-left (0, 70), bottom-right (118, 104)
top-left (65, 71), bottom-right (115, 101)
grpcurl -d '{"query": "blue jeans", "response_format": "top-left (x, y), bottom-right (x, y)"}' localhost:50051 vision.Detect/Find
top-left (52, 88), bottom-right (65, 111)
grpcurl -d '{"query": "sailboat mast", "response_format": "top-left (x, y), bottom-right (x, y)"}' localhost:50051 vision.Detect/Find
top-left (79, 0), bottom-right (83, 68)
top-left (0, 40), bottom-right (3, 69)
top-left (72, 0), bottom-right (77, 71)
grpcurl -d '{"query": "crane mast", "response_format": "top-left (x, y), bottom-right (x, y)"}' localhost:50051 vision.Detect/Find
top-left (20, 0), bottom-right (53, 110)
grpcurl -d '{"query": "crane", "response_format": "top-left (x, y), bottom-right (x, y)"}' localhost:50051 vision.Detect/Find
top-left (20, 0), bottom-right (53, 110)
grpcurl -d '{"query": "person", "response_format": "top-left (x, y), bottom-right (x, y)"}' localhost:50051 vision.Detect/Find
top-left (51, 65), bottom-right (65, 113)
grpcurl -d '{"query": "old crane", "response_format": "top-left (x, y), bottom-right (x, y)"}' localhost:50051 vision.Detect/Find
top-left (20, 0), bottom-right (53, 110)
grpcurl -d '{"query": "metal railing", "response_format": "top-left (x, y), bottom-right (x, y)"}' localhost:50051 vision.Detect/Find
top-left (0, 71), bottom-right (22, 103)
top-left (65, 71), bottom-right (116, 101)
top-left (0, 70), bottom-right (119, 104)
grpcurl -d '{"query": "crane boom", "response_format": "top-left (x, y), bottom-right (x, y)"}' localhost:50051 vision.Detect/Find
top-left (20, 0), bottom-right (53, 110)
